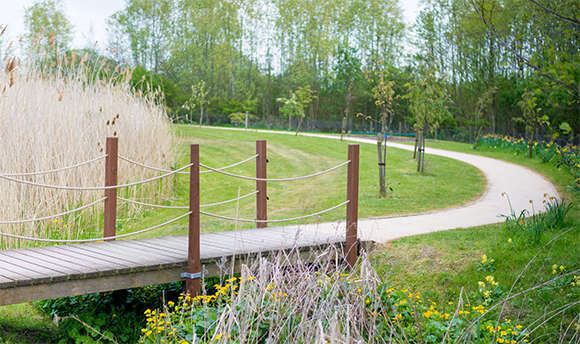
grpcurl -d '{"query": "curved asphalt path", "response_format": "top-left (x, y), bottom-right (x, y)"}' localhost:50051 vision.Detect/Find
top-left (202, 126), bottom-right (559, 243)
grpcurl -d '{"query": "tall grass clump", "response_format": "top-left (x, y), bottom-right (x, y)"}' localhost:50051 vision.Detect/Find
top-left (0, 52), bottom-right (174, 248)
top-left (502, 193), bottom-right (574, 244)
top-left (136, 246), bottom-right (578, 344)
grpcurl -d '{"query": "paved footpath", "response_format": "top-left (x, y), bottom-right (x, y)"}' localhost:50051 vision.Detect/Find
top-left (203, 126), bottom-right (559, 243)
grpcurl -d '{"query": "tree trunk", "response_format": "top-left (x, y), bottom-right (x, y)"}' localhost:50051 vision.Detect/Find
top-left (416, 130), bottom-right (422, 172)
top-left (377, 135), bottom-right (386, 198)
top-left (199, 105), bottom-right (204, 127)
top-left (413, 128), bottom-right (419, 159)
top-left (473, 126), bottom-right (483, 150)
top-left (528, 129), bottom-right (535, 158)
top-left (296, 116), bottom-right (304, 136)
top-left (421, 132), bottom-right (426, 173)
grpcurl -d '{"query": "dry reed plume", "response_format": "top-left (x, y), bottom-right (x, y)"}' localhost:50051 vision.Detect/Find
top-left (0, 54), bottom-right (174, 248)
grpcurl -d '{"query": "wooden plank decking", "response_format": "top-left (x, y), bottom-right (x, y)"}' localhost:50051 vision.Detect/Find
top-left (0, 227), bottom-right (367, 306)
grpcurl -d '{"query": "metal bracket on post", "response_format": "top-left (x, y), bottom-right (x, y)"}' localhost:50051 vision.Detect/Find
top-left (181, 272), bottom-right (202, 280)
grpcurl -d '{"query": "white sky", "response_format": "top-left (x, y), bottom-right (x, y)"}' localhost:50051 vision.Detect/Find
top-left (0, 0), bottom-right (422, 55)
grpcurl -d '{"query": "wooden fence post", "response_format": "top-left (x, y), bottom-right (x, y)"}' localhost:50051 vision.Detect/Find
top-left (346, 144), bottom-right (360, 268)
top-left (256, 140), bottom-right (267, 228)
top-left (104, 137), bottom-right (118, 240)
top-left (184, 144), bottom-right (201, 297)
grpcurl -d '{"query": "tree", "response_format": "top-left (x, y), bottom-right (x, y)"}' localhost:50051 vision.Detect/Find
top-left (333, 47), bottom-right (363, 138)
top-left (182, 80), bottom-right (210, 126)
top-left (472, 86), bottom-right (497, 149)
top-left (277, 85), bottom-right (316, 135)
top-left (294, 85), bottom-right (317, 134)
top-left (24, 0), bottom-right (73, 57)
top-left (107, 0), bottom-right (174, 73)
top-left (516, 89), bottom-right (549, 158)
top-left (363, 62), bottom-right (397, 197)
top-left (405, 67), bottom-right (451, 173)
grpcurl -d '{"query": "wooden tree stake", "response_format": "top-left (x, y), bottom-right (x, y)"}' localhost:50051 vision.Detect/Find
top-left (346, 144), bottom-right (360, 268)
top-left (104, 137), bottom-right (118, 241)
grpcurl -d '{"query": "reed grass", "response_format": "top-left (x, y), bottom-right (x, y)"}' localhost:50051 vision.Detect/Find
top-left (0, 52), bottom-right (174, 248)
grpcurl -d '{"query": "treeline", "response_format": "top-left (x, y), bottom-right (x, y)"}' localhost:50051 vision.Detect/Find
top-left (413, 0), bottom-right (579, 143)
top-left (104, 0), bottom-right (407, 132)
top-left (11, 0), bottom-right (580, 143)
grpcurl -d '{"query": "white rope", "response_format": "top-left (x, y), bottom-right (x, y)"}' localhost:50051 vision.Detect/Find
top-left (198, 160), bottom-right (350, 182)
top-left (0, 197), bottom-right (106, 225)
top-left (118, 154), bottom-right (258, 175)
top-left (199, 154), bottom-right (258, 174)
top-left (118, 155), bottom-right (189, 175)
top-left (201, 190), bottom-right (258, 208)
top-left (118, 197), bottom-right (188, 210)
top-left (1, 155), bottom-right (107, 177)
top-left (201, 200), bottom-right (349, 223)
top-left (0, 211), bottom-right (191, 243)
top-left (118, 190), bottom-right (259, 210)
top-left (0, 163), bottom-right (193, 191)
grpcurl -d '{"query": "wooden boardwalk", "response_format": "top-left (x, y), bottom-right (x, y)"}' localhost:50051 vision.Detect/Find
top-left (0, 140), bottom-right (362, 305)
top-left (0, 227), bottom-right (367, 306)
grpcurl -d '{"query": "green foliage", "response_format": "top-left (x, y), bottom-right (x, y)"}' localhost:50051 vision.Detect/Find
top-left (24, 0), bottom-right (73, 55)
top-left (107, 0), bottom-right (174, 72)
top-left (477, 134), bottom-right (580, 189)
top-left (182, 80), bottom-right (210, 124)
top-left (277, 86), bottom-right (316, 119)
top-left (36, 282), bottom-right (183, 343)
top-left (130, 65), bottom-right (182, 112)
top-left (405, 67), bottom-right (451, 134)
top-left (277, 93), bottom-right (303, 118)
top-left (228, 112), bottom-right (254, 126)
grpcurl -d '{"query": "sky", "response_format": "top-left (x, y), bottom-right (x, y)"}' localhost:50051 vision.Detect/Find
top-left (0, 0), bottom-right (422, 55)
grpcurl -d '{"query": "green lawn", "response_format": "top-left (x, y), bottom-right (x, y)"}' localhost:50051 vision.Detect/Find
top-left (118, 126), bottom-right (484, 238)
top-left (370, 139), bottom-right (579, 342)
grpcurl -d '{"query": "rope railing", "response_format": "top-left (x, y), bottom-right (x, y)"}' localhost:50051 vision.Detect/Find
top-left (200, 190), bottom-right (258, 208)
top-left (118, 190), bottom-right (259, 210)
top-left (0, 197), bottom-right (106, 225)
top-left (0, 211), bottom-right (191, 243)
top-left (198, 160), bottom-right (350, 182)
top-left (118, 197), bottom-right (188, 210)
top-left (119, 154), bottom-right (258, 175)
top-left (0, 155), bottom-right (107, 177)
top-left (0, 163), bottom-right (193, 191)
top-left (201, 200), bottom-right (349, 223)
